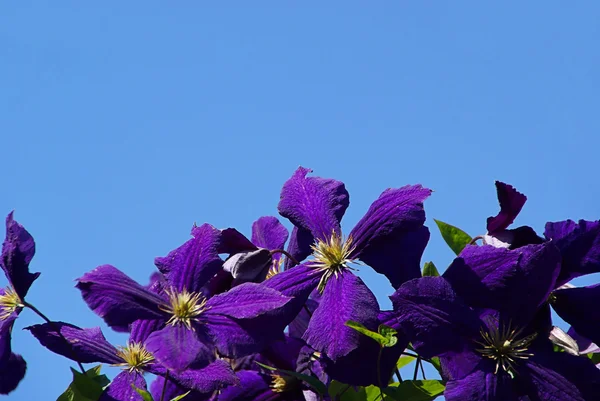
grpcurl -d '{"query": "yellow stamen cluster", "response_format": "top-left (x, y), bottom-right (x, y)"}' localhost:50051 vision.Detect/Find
top-left (160, 288), bottom-right (207, 329)
top-left (266, 257), bottom-right (284, 279)
top-left (270, 374), bottom-right (298, 393)
top-left (475, 322), bottom-right (537, 375)
top-left (0, 287), bottom-right (23, 321)
top-left (310, 231), bottom-right (357, 293)
top-left (115, 342), bottom-right (155, 372)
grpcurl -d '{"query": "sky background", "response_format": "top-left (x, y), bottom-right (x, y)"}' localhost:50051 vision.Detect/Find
top-left (1, 2), bottom-right (599, 400)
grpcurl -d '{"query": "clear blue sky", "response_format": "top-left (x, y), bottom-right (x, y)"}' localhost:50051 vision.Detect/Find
top-left (2, 2), bottom-right (599, 399)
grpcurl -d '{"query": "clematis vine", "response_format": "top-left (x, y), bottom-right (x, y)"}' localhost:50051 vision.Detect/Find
top-left (76, 223), bottom-right (292, 372)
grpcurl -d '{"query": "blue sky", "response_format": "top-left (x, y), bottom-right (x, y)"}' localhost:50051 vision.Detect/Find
top-left (1, 2), bottom-right (599, 399)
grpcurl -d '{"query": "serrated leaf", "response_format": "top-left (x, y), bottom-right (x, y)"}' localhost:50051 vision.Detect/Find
top-left (57, 365), bottom-right (109, 401)
top-left (256, 362), bottom-right (327, 395)
top-left (346, 320), bottom-right (388, 346)
top-left (422, 261), bottom-right (439, 277)
top-left (434, 219), bottom-right (472, 255)
top-left (383, 380), bottom-right (445, 401)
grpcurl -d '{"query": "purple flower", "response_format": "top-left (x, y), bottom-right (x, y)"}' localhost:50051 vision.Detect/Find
top-left (0, 212), bottom-right (40, 394)
top-left (263, 167), bottom-right (431, 361)
top-left (483, 181), bottom-right (543, 249)
top-left (76, 223), bottom-right (292, 371)
top-left (387, 243), bottom-right (600, 400)
top-left (27, 320), bottom-right (237, 400)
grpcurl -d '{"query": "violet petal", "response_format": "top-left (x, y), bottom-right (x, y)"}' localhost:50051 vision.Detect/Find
top-left (205, 282), bottom-right (291, 319)
top-left (169, 359), bottom-right (239, 394)
top-left (303, 271), bottom-right (379, 360)
top-left (486, 181), bottom-right (527, 234)
top-left (0, 353), bottom-right (26, 395)
top-left (284, 226), bottom-right (314, 269)
top-left (552, 284), bottom-right (600, 347)
top-left (145, 324), bottom-right (214, 372)
top-left (252, 216), bottom-right (289, 251)
top-left (1, 212), bottom-right (40, 299)
top-left (444, 369), bottom-right (518, 401)
top-left (218, 370), bottom-right (275, 401)
top-left (99, 371), bottom-right (146, 401)
top-left (76, 265), bottom-right (167, 332)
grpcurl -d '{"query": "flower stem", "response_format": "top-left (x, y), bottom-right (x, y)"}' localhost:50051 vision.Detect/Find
top-left (377, 346), bottom-right (384, 400)
top-left (269, 249), bottom-right (299, 266)
top-left (23, 301), bottom-right (86, 375)
top-left (413, 356), bottom-right (421, 381)
top-left (160, 370), bottom-right (170, 401)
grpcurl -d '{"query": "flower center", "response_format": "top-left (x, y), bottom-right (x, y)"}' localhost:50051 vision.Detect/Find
top-left (160, 288), bottom-right (207, 329)
top-left (266, 257), bottom-right (283, 280)
top-left (310, 231), bottom-right (356, 292)
top-left (475, 322), bottom-right (537, 375)
top-left (0, 287), bottom-right (23, 321)
top-left (115, 342), bottom-right (154, 372)
top-left (270, 374), bottom-right (299, 393)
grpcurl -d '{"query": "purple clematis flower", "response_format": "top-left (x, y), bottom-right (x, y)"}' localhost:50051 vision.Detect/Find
top-left (27, 319), bottom-right (237, 400)
top-left (76, 223), bottom-right (292, 372)
top-left (482, 181), bottom-right (543, 249)
top-left (261, 167), bottom-right (431, 361)
top-left (0, 212), bottom-right (40, 394)
top-left (387, 243), bottom-right (600, 401)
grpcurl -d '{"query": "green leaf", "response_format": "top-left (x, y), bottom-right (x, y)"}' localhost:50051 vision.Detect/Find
top-left (434, 219), bottom-right (472, 255)
top-left (378, 324), bottom-right (398, 348)
top-left (345, 320), bottom-right (388, 346)
top-left (428, 357), bottom-right (442, 373)
top-left (255, 362), bottom-right (327, 395)
top-left (169, 392), bottom-right (190, 401)
top-left (132, 386), bottom-right (154, 401)
top-left (396, 355), bottom-right (416, 370)
top-left (588, 352), bottom-right (600, 364)
top-left (383, 380), bottom-right (445, 401)
top-left (57, 365), bottom-right (110, 401)
top-left (422, 261), bottom-right (439, 277)
top-left (328, 381), bottom-right (367, 400)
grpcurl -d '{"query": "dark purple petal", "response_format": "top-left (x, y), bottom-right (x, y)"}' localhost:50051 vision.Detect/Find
top-left (521, 348), bottom-right (600, 401)
top-left (350, 185), bottom-right (431, 257)
top-left (206, 282), bottom-right (291, 319)
top-left (297, 345), bottom-right (329, 386)
top-left (444, 369), bottom-right (518, 401)
top-left (440, 347), bottom-right (487, 381)
top-left (0, 312), bottom-right (17, 363)
top-left (0, 353), bottom-right (26, 395)
top-left (202, 269), bottom-right (234, 297)
top-left (323, 334), bottom-right (405, 387)
top-left (567, 327), bottom-right (599, 354)
top-left (76, 265), bottom-right (167, 332)
top-left (99, 371), bottom-right (146, 401)
top-left (545, 220), bottom-right (600, 286)
top-left (288, 297), bottom-right (318, 339)
top-left (169, 359), bottom-right (239, 394)
top-left (389, 277), bottom-right (481, 358)
top-left (278, 167), bottom-right (349, 241)
top-left (129, 318), bottom-right (165, 345)
top-left (219, 228), bottom-right (258, 254)
top-left (1, 212), bottom-right (40, 299)
top-left (149, 376), bottom-right (212, 401)
top-left (218, 370), bottom-right (276, 401)
top-left (356, 226), bottom-right (429, 289)
top-left (444, 244), bottom-right (561, 326)
top-left (252, 216), bottom-right (289, 251)
top-left (26, 322), bottom-right (120, 364)
top-left (223, 249), bottom-right (273, 285)
top-left (260, 336), bottom-right (305, 371)
top-left (284, 227), bottom-right (314, 269)
top-left (486, 181), bottom-right (527, 234)
top-left (155, 223), bottom-right (224, 293)
top-left (552, 284), bottom-right (600, 347)
top-left (145, 324), bottom-right (214, 371)
top-left (303, 271), bottom-right (379, 360)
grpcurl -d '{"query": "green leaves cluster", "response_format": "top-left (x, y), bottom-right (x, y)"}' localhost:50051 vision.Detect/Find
top-left (57, 366), bottom-right (109, 401)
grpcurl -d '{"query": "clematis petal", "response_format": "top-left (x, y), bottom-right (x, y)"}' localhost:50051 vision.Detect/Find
top-left (289, 297), bottom-right (319, 339)
top-left (303, 271), bottom-right (379, 360)
top-left (260, 336), bottom-right (305, 371)
top-left (219, 228), bottom-right (257, 254)
top-left (26, 322), bottom-right (120, 364)
top-left (223, 249), bottom-right (273, 285)
top-left (544, 219), bottom-right (600, 286)
top-left (552, 284), bottom-right (600, 347)
top-left (76, 265), bottom-right (167, 332)
top-left (167, 359), bottom-right (239, 394)
top-left (444, 243), bottom-right (561, 326)
top-left (155, 224), bottom-right (224, 293)
top-left (1, 212), bottom-right (40, 299)
top-left (349, 184), bottom-right (431, 258)
top-left (252, 216), bottom-right (289, 251)
top-left (0, 312), bottom-right (17, 363)
top-left (521, 347), bottom-right (600, 401)
top-left (129, 318), bottom-right (165, 345)
top-left (389, 277), bottom-right (481, 358)
top-left (567, 327), bottom-right (600, 354)
top-left (356, 226), bottom-right (429, 289)
top-left (206, 282), bottom-right (291, 319)
top-left (149, 376), bottom-right (212, 401)
top-left (486, 181), bottom-right (527, 234)
top-left (284, 226), bottom-right (314, 269)
top-left (278, 166), bottom-right (349, 241)
top-left (0, 353), bottom-right (26, 395)
top-left (218, 370), bottom-right (275, 401)
top-left (99, 371), bottom-right (146, 401)
top-left (145, 324), bottom-right (215, 372)
top-left (444, 369), bottom-right (518, 401)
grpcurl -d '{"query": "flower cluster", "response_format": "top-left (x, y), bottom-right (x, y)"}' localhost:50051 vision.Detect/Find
top-left (1, 169), bottom-right (600, 400)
